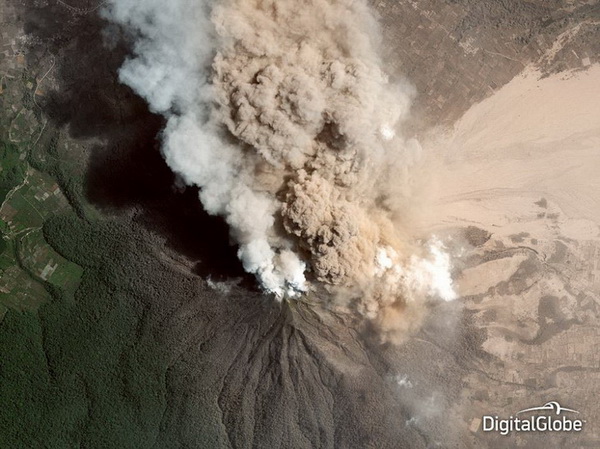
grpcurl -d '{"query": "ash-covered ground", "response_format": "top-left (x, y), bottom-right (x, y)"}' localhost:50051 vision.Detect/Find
top-left (1, 0), bottom-right (600, 448)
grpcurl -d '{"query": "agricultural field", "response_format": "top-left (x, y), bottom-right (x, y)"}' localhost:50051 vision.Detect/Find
top-left (0, 51), bottom-right (83, 320)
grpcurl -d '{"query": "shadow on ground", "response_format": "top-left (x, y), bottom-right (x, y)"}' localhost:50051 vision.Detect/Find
top-left (5, 3), bottom-right (477, 449)
top-left (22, 0), bottom-right (248, 282)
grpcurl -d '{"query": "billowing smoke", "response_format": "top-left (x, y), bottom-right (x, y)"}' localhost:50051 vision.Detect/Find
top-left (104, 0), bottom-right (456, 338)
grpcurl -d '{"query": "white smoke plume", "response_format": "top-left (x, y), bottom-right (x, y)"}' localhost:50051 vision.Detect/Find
top-left (104, 0), bottom-right (457, 337)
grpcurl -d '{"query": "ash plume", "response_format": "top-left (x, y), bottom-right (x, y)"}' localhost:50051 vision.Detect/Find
top-left (104, 0), bottom-right (456, 338)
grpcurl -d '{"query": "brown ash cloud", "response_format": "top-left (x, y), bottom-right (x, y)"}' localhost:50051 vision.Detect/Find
top-left (104, 0), bottom-right (456, 340)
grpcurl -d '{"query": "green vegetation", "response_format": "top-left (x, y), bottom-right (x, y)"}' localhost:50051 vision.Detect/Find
top-left (0, 215), bottom-right (169, 448)
top-left (0, 59), bottom-right (169, 448)
top-left (0, 140), bottom-right (26, 204)
top-left (0, 228), bottom-right (6, 255)
top-left (0, 162), bottom-right (82, 311)
top-left (0, 75), bottom-right (84, 313)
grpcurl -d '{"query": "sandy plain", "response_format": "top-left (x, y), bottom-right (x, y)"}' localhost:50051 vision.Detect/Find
top-left (433, 64), bottom-right (600, 232)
